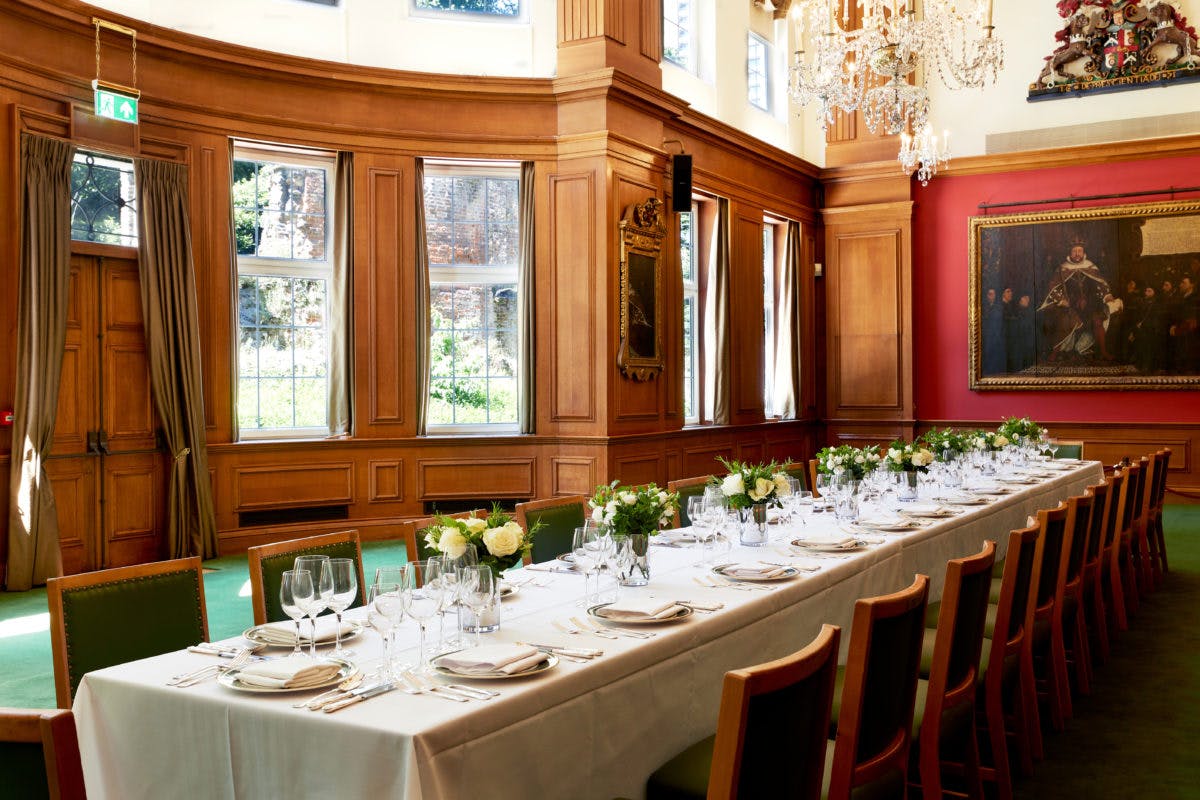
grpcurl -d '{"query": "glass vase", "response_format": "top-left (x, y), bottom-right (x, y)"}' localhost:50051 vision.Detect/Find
top-left (618, 533), bottom-right (650, 587)
top-left (738, 504), bottom-right (769, 547)
top-left (898, 470), bottom-right (919, 502)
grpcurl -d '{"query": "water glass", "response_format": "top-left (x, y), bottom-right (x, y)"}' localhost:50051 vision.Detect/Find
top-left (572, 526), bottom-right (600, 606)
top-left (294, 555), bottom-right (330, 658)
top-left (368, 580), bottom-right (407, 678)
top-left (794, 490), bottom-right (814, 526)
top-left (459, 565), bottom-right (499, 643)
top-left (406, 562), bottom-right (445, 673)
top-left (279, 570), bottom-right (314, 657)
top-left (321, 559), bottom-right (358, 659)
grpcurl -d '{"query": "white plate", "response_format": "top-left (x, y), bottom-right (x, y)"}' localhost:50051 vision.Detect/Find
top-left (587, 603), bottom-right (694, 625)
top-left (712, 564), bottom-right (799, 582)
top-left (242, 620), bottom-right (364, 649)
top-left (899, 508), bottom-right (959, 519)
top-left (856, 519), bottom-right (923, 532)
top-left (972, 487), bottom-right (1015, 495)
top-left (432, 653), bottom-right (558, 680)
top-left (790, 538), bottom-right (866, 553)
top-left (944, 496), bottom-right (990, 506)
top-left (218, 658), bottom-right (357, 693)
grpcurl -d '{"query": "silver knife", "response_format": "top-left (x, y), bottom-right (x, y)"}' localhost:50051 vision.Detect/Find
top-left (519, 642), bottom-right (603, 658)
top-left (323, 682), bottom-right (395, 713)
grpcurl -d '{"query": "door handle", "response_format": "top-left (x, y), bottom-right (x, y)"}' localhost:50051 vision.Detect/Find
top-left (97, 430), bottom-right (111, 455)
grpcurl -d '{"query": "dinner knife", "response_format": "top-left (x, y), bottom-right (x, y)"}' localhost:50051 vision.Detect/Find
top-left (518, 642), bottom-right (603, 658)
top-left (323, 682), bottom-right (396, 713)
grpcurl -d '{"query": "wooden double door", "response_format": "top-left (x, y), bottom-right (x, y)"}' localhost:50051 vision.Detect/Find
top-left (45, 250), bottom-right (167, 574)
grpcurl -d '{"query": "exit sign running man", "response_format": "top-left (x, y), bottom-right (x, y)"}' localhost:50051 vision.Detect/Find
top-left (94, 86), bottom-right (139, 124)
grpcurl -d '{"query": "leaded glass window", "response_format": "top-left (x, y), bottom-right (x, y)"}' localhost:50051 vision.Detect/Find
top-left (70, 151), bottom-right (138, 247)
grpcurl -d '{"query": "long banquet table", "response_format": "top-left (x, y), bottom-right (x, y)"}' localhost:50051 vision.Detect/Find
top-left (73, 461), bottom-right (1103, 800)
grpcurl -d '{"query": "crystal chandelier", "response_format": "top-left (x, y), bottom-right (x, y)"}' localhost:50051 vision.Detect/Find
top-left (898, 125), bottom-right (950, 185)
top-left (788, 1), bottom-right (1002, 179)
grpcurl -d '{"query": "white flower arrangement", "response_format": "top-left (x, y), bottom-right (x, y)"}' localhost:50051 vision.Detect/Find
top-left (712, 457), bottom-right (792, 511)
top-left (883, 440), bottom-right (937, 473)
top-left (422, 505), bottom-right (538, 577)
top-left (588, 481), bottom-right (679, 537)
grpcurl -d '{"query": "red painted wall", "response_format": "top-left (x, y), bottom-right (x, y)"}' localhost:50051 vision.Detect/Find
top-left (911, 153), bottom-right (1200, 424)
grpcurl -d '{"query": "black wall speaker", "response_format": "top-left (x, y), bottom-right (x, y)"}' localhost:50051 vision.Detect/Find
top-left (671, 154), bottom-right (693, 213)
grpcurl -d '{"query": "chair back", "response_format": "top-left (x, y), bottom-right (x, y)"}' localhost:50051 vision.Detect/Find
top-left (1152, 448), bottom-right (1171, 510)
top-left (829, 575), bottom-right (930, 800)
top-left (1064, 492), bottom-right (1094, 587)
top-left (1119, 462), bottom-right (1143, 537)
top-left (992, 524), bottom-right (1043, 658)
top-left (930, 541), bottom-right (997, 703)
top-left (0, 708), bottom-right (86, 800)
top-left (514, 495), bottom-right (587, 564)
top-left (404, 509), bottom-right (489, 564)
top-left (1101, 470), bottom-right (1127, 551)
top-left (1036, 502), bottom-right (1071, 612)
top-left (1048, 439), bottom-right (1084, 459)
top-left (1133, 455), bottom-right (1151, 523)
top-left (707, 625), bottom-right (841, 800)
top-left (666, 476), bottom-right (712, 528)
top-left (784, 462), bottom-right (808, 491)
top-left (47, 558), bottom-right (208, 708)
top-left (1084, 480), bottom-right (1109, 566)
top-left (807, 459), bottom-right (821, 498)
top-left (247, 530), bottom-right (365, 625)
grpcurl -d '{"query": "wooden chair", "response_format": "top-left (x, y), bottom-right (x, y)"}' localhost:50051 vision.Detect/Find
top-left (1061, 491), bottom-right (1097, 697)
top-left (784, 461), bottom-right (808, 491)
top-left (0, 708), bottom-right (86, 799)
top-left (1147, 448), bottom-right (1172, 583)
top-left (975, 524), bottom-right (1044, 800)
top-left (667, 475), bottom-right (712, 528)
top-left (1102, 468), bottom-right (1131, 633)
top-left (514, 495), bottom-right (588, 564)
top-left (47, 558), bottom-right (208, 708)
top-left (1116, 460), bottom-right (1145, 617)
top-left (912, 541), bottom-right (996, 800)
top-left (1046, 439), bottom-right (1084, 460)
top-left (403, 509), bottom-right (489, 564)
top-left (1129, 454), bottom-right (1156, 595)
top-left (1029, 502), bottom-right (1073, 732)
top-left (646, 625), bottom-right (841, 800)
top-left (1081, 478), bottom-right (1113, 664)
top-left (828, 575), bottom-right (930, 800)
top-left (247, 530), bottom-right (365, 625)
top-left (807, 459), bottom-right (821, 499)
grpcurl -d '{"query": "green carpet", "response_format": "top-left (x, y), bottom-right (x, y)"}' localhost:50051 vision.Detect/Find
top-left (0, 539), bottom-right (410, 710)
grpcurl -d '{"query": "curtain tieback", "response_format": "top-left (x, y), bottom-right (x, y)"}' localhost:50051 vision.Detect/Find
top-left (173, 447), bottom-right (192, 463)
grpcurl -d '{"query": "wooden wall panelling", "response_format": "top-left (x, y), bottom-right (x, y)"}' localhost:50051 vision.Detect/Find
top-left (44, 458), bottom-right (96, 575)
top-left (730, 207), bottom-right (766, 425)
top-left (103, 453), bottom-right (166, 567)
top-left (367, 459), bottom-right (404, 504)
top-left (417, 457), bottom-right (536, 501)
top-left (234, 462), bottom-right (354, 511)
top-left (550, 454), bottom-right (598, 496)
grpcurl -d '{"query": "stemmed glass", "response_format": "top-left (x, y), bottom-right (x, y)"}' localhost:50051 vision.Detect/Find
top-left (279, 570), bottom-right (314, 657)
top-left (406, 561), bottom-right (445, 673)
top-left (572, 526), bottom-right (600, 607)
top-left (367, 578), bottom-right (407, 679)
top-left (794, 490), bottom-right (814, 526)
top-left (322, 558), bottom-right (358, 659)
top-left (294, 555), bottom-right (330, 658)
top-left (439, 545), bottom-right (477, 653)
top-left (458, 565), bottom-right (495, 647)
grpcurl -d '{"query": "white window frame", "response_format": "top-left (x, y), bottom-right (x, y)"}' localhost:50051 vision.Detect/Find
top-left (762, 219), bottom-right (778, 418)
top-left (663, 0), bottom-right (697, 74)
top-left (424, 159), bottom-right (522, 435)
top-left (233, 143), bottom-right (336, 441)
top-left (681, 201), bottom-right (700, 425)
top-left (747, 32), bottom-right (772, 112)
top-left (409, 0), bottom-right (527, 24)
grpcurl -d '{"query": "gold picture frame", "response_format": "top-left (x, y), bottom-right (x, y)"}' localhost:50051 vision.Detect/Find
top-left (618, 197), bottom-right (666, 381)
top-left (969, 199), bottom-right (1200, 390)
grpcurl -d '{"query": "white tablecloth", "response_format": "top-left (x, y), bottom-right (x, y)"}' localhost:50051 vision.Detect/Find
top-left (74, 462), bottom-right (1102, 800)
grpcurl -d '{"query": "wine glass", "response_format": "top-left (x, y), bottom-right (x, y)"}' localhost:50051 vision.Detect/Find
top-left (572, 526), bottom-right (599, 607)
top-left (322, 559), bottom-right (358, 659)
top-left (279, 570), bottom-right (314, 657)
top-left (294, 555), bottom-right (330, 658)
top-left (405, 561), bottom-right (444, 673)
top-left (439, 544), bottom-right (477, 652)
top-left (794, 490), bottom-right (814, 526)
top-left (367, 579), bottom-right (407, 679)
top-left (686, 495), bottom-right (705, 530)
top-left (459, 565), bottom-right (495, 647)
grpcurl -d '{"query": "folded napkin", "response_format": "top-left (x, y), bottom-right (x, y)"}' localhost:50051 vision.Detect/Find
top-left (256, 618), bottom-right (356, 646)
top-left (720, 564), bottom-right (788, 579)
top-left (598, 598), bottom-right (685, 620)
top-left (856, 515), bottom-right (913, 530)
top-left (796, 533), bottom-right (858, 548)
top-left (902, 502), bottom-right (950, 516)
top-left (525, 562), bottom-right (576, 573)
top-left (436, 644), bottom-right (546, 675)
top-left (234, 655), bottom-right (342, 689)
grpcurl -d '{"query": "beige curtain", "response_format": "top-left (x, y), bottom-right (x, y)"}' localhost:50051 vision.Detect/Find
top-left (703, 198), bottom-right (731, 425)
top-left (772, 220), bottom-right (802, 419)
top-left (518, 162), bottom-right (536, 434)
top-left (328, 152), bottom-right (354, 436)
top-left (414, 158), bottom-right (432, 435)
top-left (134, 158), bottom-right (218, 560)
top-left (5, 134), bottom-right (73, 590)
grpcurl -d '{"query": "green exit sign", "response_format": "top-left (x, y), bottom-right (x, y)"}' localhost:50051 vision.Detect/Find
top-left (94, 88), bottom-right (138, 124)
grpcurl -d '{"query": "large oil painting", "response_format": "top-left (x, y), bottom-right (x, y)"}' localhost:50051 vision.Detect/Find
top-left (969, 200), bottom-right (1200, 389)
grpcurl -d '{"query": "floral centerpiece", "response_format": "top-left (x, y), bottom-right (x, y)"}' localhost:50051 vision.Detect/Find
top-left (883, 440), bottom-right (937, 473)
top-left (998, 417), bottom-right (1046, 445)
top-left (712, 457), bottom-right (792, 510)
top-left (814, 445), bottom-right (881, 480)
top-left (422, 504), bottom-right (538, 578)
top-left (589, 480), bottom-right (679, 538)
top-left (922, 427), bottom-right (969, 458)
top-left (966, 429), bottom-right (1010, 452)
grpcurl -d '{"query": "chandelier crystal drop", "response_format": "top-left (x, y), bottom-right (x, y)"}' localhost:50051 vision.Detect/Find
top-left (898, 125), bottom-right (951, 186)
top-left (788, 0), bottom-right (1001, 181)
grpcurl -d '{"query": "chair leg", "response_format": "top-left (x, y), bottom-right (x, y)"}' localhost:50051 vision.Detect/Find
top-left (1086, 570), bottom-right (1110, 664)
top-left (1020, 648), bottom-right (1043, 765)
top-left (980, 689), bottom-right (1014, 800)
top-left (1154, 513), bottom-right (1169, 578)
top-left (1067, 602), bottom-right (1092, 696)
top-left (1105, 558), bottom-right (1128, 633)
top-left (1050, 623), bottom-right (1072, 722)
top-left (1120, 544), bottom-right (1139, 618)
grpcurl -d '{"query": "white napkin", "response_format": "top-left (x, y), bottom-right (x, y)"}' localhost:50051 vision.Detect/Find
top-left (598, 598), bottom-right (685, 620)
top-left (796, 533), bottom-right (858, 548)
top-left (234, 655), bottom-right (342, 689)
top-left (524, 562), bottom-right (576, 573)
top-left (436, 644), bottom-right (546, 675)
top-left (257, 618), bottom-right (355, 646)
top-left (721, 564), bottom-right (788, 579)
top-left (901, 502), bottom-right (949, 516)
top-left (856, 515), bottom-right (913, 529)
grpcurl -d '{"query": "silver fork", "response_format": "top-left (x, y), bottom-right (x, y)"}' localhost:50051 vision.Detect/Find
top-left (708, 574), bottom-right (774, 592)
top-left (170, 650), bottom-right (252, 687)
top-left (398, 671), bottom-right (470, 702)
top-left (553, 619), bottom-right (618, 640)
top-left (693, 575), bottom-right (752, 592)
top-left (571, 615), bottom-right (653, 639)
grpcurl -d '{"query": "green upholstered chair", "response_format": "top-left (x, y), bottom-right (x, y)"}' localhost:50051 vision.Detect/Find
top-left (1082, 477), bottom-right (1114, 665)
top-left (1028, 502), bottom-right (1073, 733)
top-left (784, 462), bottom-right (809, 491)
top-left (1046, 440), bottom-right (1084, 460)
top-left (828, 575), bottom-right (929, 800)
top-left (912, 540), bottom-right (995, 800)
top-left (404, 509), bottom-right (489, 564)
top-left (1147, 448), bottom-right (1171, 583)
top-left (0, 708), bottom-right (86, 800)
top-left (646, 624), bottom-right (841, 800)
top-left (247, 530), bottom-right (366, 625)
top-left (1061, 491), bottom-right (1097, 698)
top-left (515, 495), bottom-right (587, 564)
top-left (666, 476), bottom-right (712, 528)
top-left (1100, 469), bottom-right (1130, 634)
top-left (47, 557), bottom-right (209, 708)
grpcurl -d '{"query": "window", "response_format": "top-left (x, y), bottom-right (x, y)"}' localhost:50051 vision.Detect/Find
top-left (70, 151), bottom-right (138, 247)
top-left (424, 163), bottom-right (521, 430)
top-left (663, 0), bottom-right (696, 72)
top-left (233, 147), bottom-right (334, 438)
top-left (762, 222), bottom-right (777, 416)
top-left (747, 33), bottom-right (771, 112)
top-left (681, 202), bottom-right (699, 424)
top-left (413, 0), bottom-right (521, 18)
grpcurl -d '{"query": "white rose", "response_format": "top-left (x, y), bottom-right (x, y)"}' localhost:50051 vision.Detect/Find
top-left (437, 528), bottom-right (468, 559)
top-left (974, 437), bottom-right (986, 449)
top-left (482, 522), bottom-right (523, 558)
top-left (591, 505), bottom-right (605, 522)
top-left (888, 448), bottom-right (901, 461)
top-left (619, 492), bottom-right (637, 505)
top-left (721, 473), bottom-right (745, 497)
top-left (748, 477), bottom-right (774, 502)
top-left (995, 435), bottom-right (1009, 447)
top-left (773, 474), bottom-right (790, 495)
top-left (854, 454), bottom-right (865, 464)
top-left (833, 465), bottom-right (845, 475)
top-left (462, 517), bottom-right (488, 535)
top-left (658, 491), bottom-right (668, 503)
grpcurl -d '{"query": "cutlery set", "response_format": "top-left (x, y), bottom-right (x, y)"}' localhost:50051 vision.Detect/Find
top-left (313, 671), bottom-right (500, 712)
top-left (169, 649), bottom-right (255, 687)
top-left (693, 574), bottom-right (774, 592)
